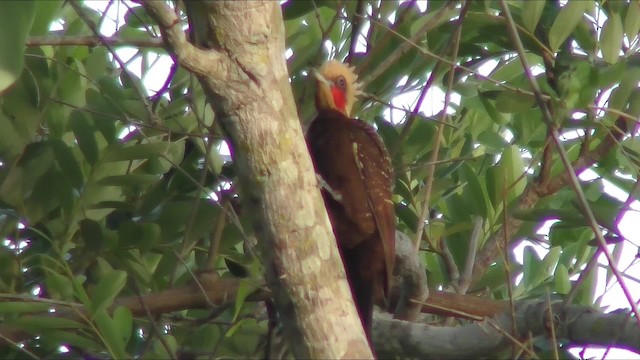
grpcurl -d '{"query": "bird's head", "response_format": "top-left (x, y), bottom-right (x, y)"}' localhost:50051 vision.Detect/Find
top-left (314, 60), bottom-right (362, 116)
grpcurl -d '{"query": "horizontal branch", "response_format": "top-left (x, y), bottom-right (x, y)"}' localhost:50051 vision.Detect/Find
top-left (375, 300), bottom-right (640, 359)
top-left (0, 275), bottom-right (500, 344)
top-left (1, 277), bottom-right (635, 358)
top-left (26, 36), bottom-right (163, 48)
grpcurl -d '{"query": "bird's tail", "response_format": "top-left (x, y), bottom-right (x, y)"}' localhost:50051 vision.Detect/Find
top-left (344, 259), bottom-right (375, 342)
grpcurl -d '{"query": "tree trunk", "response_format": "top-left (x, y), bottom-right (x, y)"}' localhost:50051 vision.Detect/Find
top-left (143, 1), bottom-right (373, 358)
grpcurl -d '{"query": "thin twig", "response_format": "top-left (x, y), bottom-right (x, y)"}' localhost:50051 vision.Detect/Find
top-left (394, 62), bottom-right (443, 157)
top-left (358, 0), bottom-right (454, 87)
top-left (565, 248), bottom-right (601, 305)
top-left (501, 194), bottom-right (518, 358)
top-left (178, 137), bottom-right (216, 265)
top-left (413, 2), bottom-right (469, 253)
top-left (457, 216), bottom-right (482, 294)
top-left (545, 290), bottom-right (560, 360)
top-left (362, 15), bottom-right (551, 101)
top-left (133, 281), bottom-right (177, 360)
top-left (311, 0), bottom-right (341, 60)
top-left (205, 203), bottom-right (227, 270)
top-left (0, 333), bottom-right (39, 359)
top-left (364, 93), bottom-right (458, 129)
top-left (486, 319), bottom-right (540, 359)
top-left (440, 241), bottom-right (461, 284)
top-left (346, 0), bottom-right (366, 63)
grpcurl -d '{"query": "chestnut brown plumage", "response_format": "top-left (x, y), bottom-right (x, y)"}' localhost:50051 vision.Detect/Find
top-left (306, 60), bottom-right (395, 339)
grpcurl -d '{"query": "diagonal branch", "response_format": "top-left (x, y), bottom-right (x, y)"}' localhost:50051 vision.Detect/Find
top-left (142, 1), bottom-right (224, 77)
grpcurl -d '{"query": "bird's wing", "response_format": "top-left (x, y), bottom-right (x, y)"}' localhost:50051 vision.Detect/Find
top-left (307, 111), bottom-right (396, 297)
top-left (347, 121), bottom-right (396, 298)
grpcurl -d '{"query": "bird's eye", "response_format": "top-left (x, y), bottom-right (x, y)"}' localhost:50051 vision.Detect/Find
top-left (336, 76), bottom-right (347, 89)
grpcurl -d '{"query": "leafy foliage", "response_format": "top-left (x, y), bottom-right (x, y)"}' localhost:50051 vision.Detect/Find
top-left (0, 0), bottom-right (639, 358)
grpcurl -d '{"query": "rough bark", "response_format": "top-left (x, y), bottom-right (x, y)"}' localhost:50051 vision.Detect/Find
top-left (143, 1), bottom-right (372, 358)
top-left (374, 300), bottom-right (640, 359)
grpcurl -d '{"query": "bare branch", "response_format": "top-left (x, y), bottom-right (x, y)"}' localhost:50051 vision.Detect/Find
top-left (26, 35), bottom-right (163, 47)
top-left (413, 2), bottom-right (469, 253)
top-left (4, 276), bottom-right (636, 358)
top-left (142, 1), bottom-right (225, 77)
top-left (457, 216), bottom-right (482, 294)
top-left (374, 300), bottom-right (640, 359)
top-left (392, 231), bottom-right (429, 322)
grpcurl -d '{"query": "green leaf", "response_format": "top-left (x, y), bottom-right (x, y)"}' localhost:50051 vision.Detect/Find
top-left (474, 260), bottom-right (519, 292)
top-left (97, 174), bottom-right (160, 187)
top-left (573, 266), bottom-right (596, 305)
top-left (123, 6), bottom-right (155, 28)
top-left (555, 263), bottom-right (570, 295)
top-left (72, 274), bottom-right (92, 307)
top-left (0, 301), bottom-right (54, 313)
top-left (548, 1), bottom-right (588, 52)
top-left (541, 246), bottom-right (561, 278)
top-left (233, 280), bottom-right (258, 322)
top-left (10, 315), bottom-right (85, 331)
top-left (488, 145), bottom-right (527, 210)
top-left (521, 0), bottom-right (546, 32)
top-left (477, 130), bottom-right (509, 154)
top-left (282, 1), bottom-right (316, 20)
top-left (627, 89), bottom-right (640, 119)
top-left (58, 58), bottom-right (87, 108)
top-left (0, 1), bottom-right (35, 92)
top-left (118, 221), bottom-right (160, 253)
top-left (600, 13), bottom-right (624, 65)
top-left (488, 53), bottom-right (542, 83)
top-left (90, 270), bottom-right (127, 315)
top-left (521, 246), bottom-right (544, 290)
top-left (549, 224), bottom-right (592, 248)
top-left (499, 145), bottom-right (526, 205)
top-left (31, 1), bottom-right (62, 36)
top-left (112, 306), bottom-right (133, 347)
top-left (0, 112), bottom-right (25, 159)
top-left (151, 334), bottom-right (177, 358)
top-left (459, 163), bottom-right (490, 218)
top-left (104, 142), bottom-right (182, 162)
top-left (608, 67), bottom-right (640, 112)
top-left (44, 330), bottom-right (103, 351)
top-left (625, 2), bottom-right (640, 43)
top-left (45, 272), bottom-right (74, 300)
top-left (478, 93), bottom-right (507, 125)
top-left (79, 219), bottom-right (104, 252)
top-left (93, 309), bottom-right (128, 359)
top-left (495, 91), bottom-right (536, 114)
top-left (71, 110), bottom-right (100, 165)
top-left (50, 139), bottom-right (85, 190)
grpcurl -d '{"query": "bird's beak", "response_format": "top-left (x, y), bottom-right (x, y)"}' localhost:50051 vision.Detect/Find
top-left (313, 69), bottom-right (332, 87)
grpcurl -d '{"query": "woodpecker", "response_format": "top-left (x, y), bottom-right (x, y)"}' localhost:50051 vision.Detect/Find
top-left (306, 60), bottom-right (395, 338)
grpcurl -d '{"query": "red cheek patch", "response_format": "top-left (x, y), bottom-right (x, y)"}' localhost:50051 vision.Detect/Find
top-left (331, 86), bottom-right (347, 113)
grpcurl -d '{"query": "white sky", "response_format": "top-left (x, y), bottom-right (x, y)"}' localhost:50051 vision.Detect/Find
top-left (83, 1), bottom-right (639, 358)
